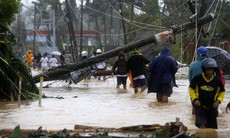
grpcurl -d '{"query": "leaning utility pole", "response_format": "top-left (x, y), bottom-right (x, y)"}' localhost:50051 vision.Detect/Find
top-left (33, 14), bottom-right (215, 83)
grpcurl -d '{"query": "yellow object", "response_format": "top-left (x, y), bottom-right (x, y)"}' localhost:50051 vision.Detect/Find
top-left (189, 73), bottom-right (225, 103)
top-left (195, 129), bottom-right (217, 138)
top-left (25, 52), bottom-right (33, 67)
top-left (40, 76), bottom-right (44, 81)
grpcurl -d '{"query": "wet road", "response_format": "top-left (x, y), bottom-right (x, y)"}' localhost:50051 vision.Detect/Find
top-left (0, 76), bottom-right (230, 134)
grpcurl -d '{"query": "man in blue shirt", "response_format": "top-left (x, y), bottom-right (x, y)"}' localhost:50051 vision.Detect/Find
top-left (189, 46), bottom-right (208, 82)
top-left (189, 46), bottom-right (207, 114)
top-left (189, 58), bottom-right (225, 129)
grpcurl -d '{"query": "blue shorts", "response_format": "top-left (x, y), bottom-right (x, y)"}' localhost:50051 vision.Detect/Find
top-left (133, 78), bottom-right (147, 88)
top-left (117, 76), bottom-right (127, 86)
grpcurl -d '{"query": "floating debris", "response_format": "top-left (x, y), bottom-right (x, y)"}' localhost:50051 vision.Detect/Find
top-left (0, 121), bottom-right (199, 138)
top-left (42, 93), bottom-right (64, 99)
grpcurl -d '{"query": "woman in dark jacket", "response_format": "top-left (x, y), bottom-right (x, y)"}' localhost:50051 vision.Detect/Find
top-left (112, 51), bottom-right (129, 89)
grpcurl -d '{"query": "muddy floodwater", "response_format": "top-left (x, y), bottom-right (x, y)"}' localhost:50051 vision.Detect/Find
top-left (0, 75), bottom-right (230, 135)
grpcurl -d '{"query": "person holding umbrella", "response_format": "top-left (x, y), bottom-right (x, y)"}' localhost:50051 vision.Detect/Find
top-left (49, 55), bottom-right (58, 69)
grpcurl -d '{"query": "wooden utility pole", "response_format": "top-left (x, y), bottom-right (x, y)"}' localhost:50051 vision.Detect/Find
top-left (119, 1), bottom-right (128, 44)
top-left (32, 2), bottom-right (38, 54)
top-left (52, 10), bottom-right (56, 48)
top-left (65, 0), bottom-right (78, 62)
top-left (80, 0), bottom-right (83, 59)
top-left (33, 14), bottom-right (215, 83)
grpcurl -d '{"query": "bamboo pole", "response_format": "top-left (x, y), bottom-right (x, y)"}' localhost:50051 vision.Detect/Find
top-left (39, 76), bottom-right (43, 106)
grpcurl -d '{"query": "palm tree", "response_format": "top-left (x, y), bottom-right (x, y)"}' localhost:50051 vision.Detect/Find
top-left (0, 0), bottom-right (39, 101)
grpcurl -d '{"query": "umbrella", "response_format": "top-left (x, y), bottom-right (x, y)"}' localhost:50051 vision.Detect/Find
top-left (51, 51), bottom-right (61, 56)
top-left (207, 46), bottom-right (230, 75)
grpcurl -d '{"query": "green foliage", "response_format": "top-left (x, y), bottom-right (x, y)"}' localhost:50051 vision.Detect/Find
top-left (170, 42), bottom-right (182, 61)
top-left (215, 2), bottom-right (230, 39)
top-left (0, 24), bottom-right (39, 101)
top-left (0, 38), bottom-right (39, 100)
top-left (0, 0), bottom-right (20, 26)
top-left (10, 125), bottom-right (26, 138)
top-left (152, 128), bottom-right (168, 138)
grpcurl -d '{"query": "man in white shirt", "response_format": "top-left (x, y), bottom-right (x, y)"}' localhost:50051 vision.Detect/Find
top-left (40, 53), bottom-right (49, 72)
top-left (49, 55), bottom-right (58, 69)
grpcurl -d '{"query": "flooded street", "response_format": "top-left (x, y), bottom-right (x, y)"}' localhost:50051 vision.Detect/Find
top-left (0, 75), bottom-right (230, 135)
